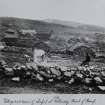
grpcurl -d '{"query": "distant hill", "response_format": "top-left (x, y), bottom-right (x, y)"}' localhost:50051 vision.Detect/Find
top-left (0, 17), bottom-right (105, 54)
top-left (44, 19), bottom-right (105, 32)
top-left (0, 17), bottom-right (105, 37)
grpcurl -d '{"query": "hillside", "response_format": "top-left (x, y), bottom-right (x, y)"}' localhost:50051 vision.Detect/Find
top-left (44, 19), bottom-right (105, 32)
top-left (0, 17), bottom-right (105, 65)
top-left (0, 17), bottom-right (105, 46)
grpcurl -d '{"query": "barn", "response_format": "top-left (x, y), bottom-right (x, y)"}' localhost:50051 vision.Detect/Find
top-left (70, 43), bottom-right (95, 59)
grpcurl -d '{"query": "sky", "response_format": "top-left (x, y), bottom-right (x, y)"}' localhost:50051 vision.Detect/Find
top-left (0, 0), bottom-right (105, 27)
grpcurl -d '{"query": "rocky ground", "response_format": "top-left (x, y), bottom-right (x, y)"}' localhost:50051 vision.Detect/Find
top-left (0, 77), bottom-right (104, 94)
top-left (0, 59), bottom-right (105, 94)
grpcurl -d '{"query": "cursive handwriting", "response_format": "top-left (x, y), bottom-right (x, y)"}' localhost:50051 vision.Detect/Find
top-left (4, 96), bottom-right (96, 105)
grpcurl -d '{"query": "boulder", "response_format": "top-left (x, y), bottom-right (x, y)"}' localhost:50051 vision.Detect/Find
top-left (46, 68), bottom-right (51, 74)
top-left (50, 67), bottom-right (61, 76)
top-left (36, 73), bottom-right (44, 81)
top-left (84, 78), bottom-right (92, 84)
top-left (68, 78), bottom-right (75, 85)
top-left (31, 73), bottom-right (37, 80)
top-left (48, 79), bottom-right (54, 82)
top-left (5, 67), bottom-right (14, 76)
top-left (60, 66), bottom-right (68, 72)
top-left (88, 87), bottom-right (93, 91)
top-left (26, 63), bottom-right (38, 71)
top-left (25, 71), bottom-right (31, 76)
top-left (0, 60), bottom-right (7, 66)
top-left (101, 71), bottom-right (105, 77)
top-left (11, 77), bottom-right (20, 82)
top-left (13, 63), bottom-right (22, 70)
top-left (83, 86), bottom-right (93, 92)
top-left (64, 71), bottom-right (74, 77)
top-left (89, 66), bottom-right (95, 70)
top-left (78, 66), bottom-right (83, 71)
top-left (76, 72), bottom-right (83, 79)
top-left (94, 77), bottom-right (103, 85)
top-left (38, 70), bottom-right (56, 78)
top-left (98, 86), bottom-right (105, 91)
top-left (71, 67), bottom-right (77, 71)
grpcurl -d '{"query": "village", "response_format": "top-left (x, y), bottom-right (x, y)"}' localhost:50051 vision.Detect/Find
top-left (0, 20), bottom-right (105, 94)
top-left (0, 22), bottom-right (105, 93)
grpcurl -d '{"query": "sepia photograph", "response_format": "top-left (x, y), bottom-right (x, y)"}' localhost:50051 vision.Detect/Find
top-left (0, 0), bottom-right (105, 94)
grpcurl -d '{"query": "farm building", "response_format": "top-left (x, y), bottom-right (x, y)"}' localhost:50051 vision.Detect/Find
top-left (19, 29), bottom-right (37, 34)
top-left (3, 28), bottom-right (19, 46)
top-left (3, 28), bottom-right (52, 47)
top-left (4, 28), bottom-right (18, 37)
top-left (35, 29), bottom-right (52, 41)
top-left (70, 43), bottom-right (95, 59)
top-left (19, 29), bottom-right (37, 38)
top-left (19, 29), bottom-right (52, 41)
top-left (32, 41), bottom-right (50, 63)
top-left (5, 29), bottom-right (16, 34)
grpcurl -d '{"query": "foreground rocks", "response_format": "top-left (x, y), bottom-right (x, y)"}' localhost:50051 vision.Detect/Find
top-left (0, 60), bottom-right (105, 91)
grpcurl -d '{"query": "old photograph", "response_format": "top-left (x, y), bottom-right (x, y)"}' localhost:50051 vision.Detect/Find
top-left (0, 0), bottom-right (105, 94)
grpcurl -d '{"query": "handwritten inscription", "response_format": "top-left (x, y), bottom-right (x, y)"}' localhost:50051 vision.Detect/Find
top-left (4, 96), bottom-right (96, 105)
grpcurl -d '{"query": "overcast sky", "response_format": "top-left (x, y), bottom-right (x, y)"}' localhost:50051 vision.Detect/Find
top-left (0, 0), bottom-right (105, 27)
